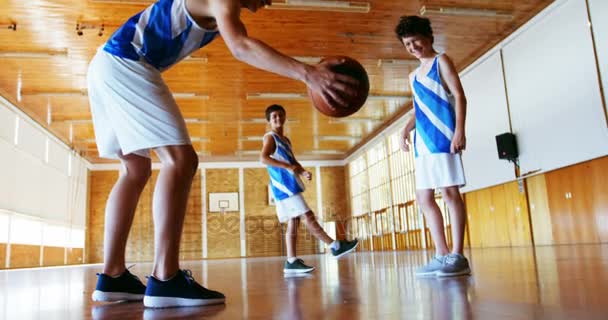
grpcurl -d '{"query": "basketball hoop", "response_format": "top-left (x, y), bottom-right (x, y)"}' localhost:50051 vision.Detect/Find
top-left (218, 200), bottom-right (229, 215)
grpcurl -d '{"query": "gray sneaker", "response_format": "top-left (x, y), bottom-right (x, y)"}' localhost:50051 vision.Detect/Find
top-left (415, 255), bottom-right (445, 277)
top-left (283, 259), bottom-right (315, 274)
top-left (436, 253), bottom-right (471, 277)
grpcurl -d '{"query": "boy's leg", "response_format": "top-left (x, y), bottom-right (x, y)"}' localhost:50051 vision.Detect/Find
top-left (283, 216), bottom-right (315, 274)
top-left (440, 186), bottom-right (466, 255)
top-left (434, 186), bottom-right (471, 277)
top-left (144, 146), bottom-right (225, 307)
top-left (286, 217), bottom-right (299, 260)
top-left (151, 145), bottom-right (199, 280)
top-left (416, 189), bottom-right (449, 256)
top-left (301, 211), bottom-right (333, 244)
top-left (103, 153), bottom-right (152, 276)
top-left (92, 152), bottom-right (150, 302)
top-left (301, 211), bottom-right (359, 258)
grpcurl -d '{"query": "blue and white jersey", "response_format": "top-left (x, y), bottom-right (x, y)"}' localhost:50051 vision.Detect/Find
top-left (103, 0), bottom-right (219, 71)
top-left (412, 54), bottom-right (456, 158)
top-left (265, 132), bottom-right (305, 201)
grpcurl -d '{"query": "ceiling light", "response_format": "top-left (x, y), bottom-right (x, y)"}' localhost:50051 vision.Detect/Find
top-left (0, 49), bottom-right (69, 58)
top-left (316, 135), bottom-right (360, 141)
top-left (173, 93), bottom-right (209, 99)
top-left (239, 118), bottom-right (300, 124)
top-left (328, 117), bottom-right (382, 124)
top-left (239, 136), bottom-right (264, 141)
top-left (184, 118), bottom-right (208, 124)
top-left (246, 93), bottom-right (307, 100)
top-left (196, 151), bottom-right (211, 157)
top-left (235, 150), bottom-right (261, 156)
top-left (377, 59), bottom-right (418, 67)
top-left (21, 89), bottom-right (88, 97)
top-left (183, 55), bottom-right (208, 63)
top-left (190, 137), bottom-right (209, 142)
top-left (266, 1), bottom-right (370, 13)
top-left (420, 6), bottom-right (513, 19)
top-left (303, 150), bottom-right (344, 155)
top-left (367, 94), bottom-right (411, 101)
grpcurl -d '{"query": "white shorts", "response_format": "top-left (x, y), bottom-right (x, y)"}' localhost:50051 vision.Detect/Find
top-left (275, 194), bottom-right (311, 223)
top-left (87, 49), bottom-right (190, 159)
top-left (415, 153), bottom-right (466, 190)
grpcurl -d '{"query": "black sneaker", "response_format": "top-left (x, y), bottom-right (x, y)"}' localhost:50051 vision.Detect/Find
top-left (331, 239), bottom-right (359, 258)
top-left (91, 269), bottom-right (146, 302)
top-left (283, 259), bottom-right (315, 274)
top-left (143, 269), bottom-right (225, 308)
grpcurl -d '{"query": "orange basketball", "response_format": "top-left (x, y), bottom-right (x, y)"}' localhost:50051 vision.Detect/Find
top-left (308, 56), bottom-right (370, 118)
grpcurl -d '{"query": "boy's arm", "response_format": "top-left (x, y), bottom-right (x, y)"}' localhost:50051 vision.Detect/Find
top-left (208, 0), bottom-right (357, 107)
top-left (282, 137), bottom-right (311, 181)
top-left (260, 135), bottom-right (300, 173)
top-left (400, 72), bottom-right (417, 152)
top-left (438, 54), bottom-right (467, 153)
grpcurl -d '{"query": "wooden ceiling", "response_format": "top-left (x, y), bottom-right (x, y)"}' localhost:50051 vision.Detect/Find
top-left (0, 0), bottom-right (552, 163)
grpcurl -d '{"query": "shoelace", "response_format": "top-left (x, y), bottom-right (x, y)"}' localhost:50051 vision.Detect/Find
top-left (444, 255), bottom-right (458, 265)
top-left (182, 269), bottom-right (196, 285)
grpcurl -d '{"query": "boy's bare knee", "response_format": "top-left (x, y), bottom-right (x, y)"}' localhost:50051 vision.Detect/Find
top-left (120, 155), bottom-right (152, 185)
top-left (158, 145), bottom-right (199, 176)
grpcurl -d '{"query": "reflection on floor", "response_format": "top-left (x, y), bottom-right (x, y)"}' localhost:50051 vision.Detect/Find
top-left (1, 245), bottom-right (607, 319)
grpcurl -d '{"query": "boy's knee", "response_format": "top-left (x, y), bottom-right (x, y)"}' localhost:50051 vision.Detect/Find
top-left (442, 188), bottom-right (462, 203)
top-left (163, 146), bottom-right (199, 176)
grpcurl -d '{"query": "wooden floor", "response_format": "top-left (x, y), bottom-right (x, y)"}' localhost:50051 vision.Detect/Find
top-left (1, 245), bottom-right (608, 319)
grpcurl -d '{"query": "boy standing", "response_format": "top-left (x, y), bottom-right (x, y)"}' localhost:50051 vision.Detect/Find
top-left (260, 104), bottom-right (358, 274)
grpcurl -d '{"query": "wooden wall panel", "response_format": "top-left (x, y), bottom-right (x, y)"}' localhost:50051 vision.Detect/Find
top-left (296, 166), bottom-right (319, 255)
top-left (125, 171), bottom-right (156, 263)
top-left (320, 166), bottom-right (348, 222)
top-left (589, 157), bottom-right (608, 242)
top-left (43, 246), bottom-right (65, 266)
top-left (87, 170), bottom-right (117, 263)
top-left (67, 248), bottom-right (84, 265)
top-left (526, 174), bottom-right (554, 245)
top-left (464, 181), bottom-right (532, 248)
top-left (545, 156), bottom-right (608, 244)
top-left (0, 243), bottom-right (5, 269)
top-left (501, 182), bottom-right (532, 247)
top-left (10, 244), bottom-right (40, 268)
top-left (180, 170), bottom-right (203, 261)
top-left (206, 169), bottom-right (241, 259)
top-left (244, 168), bottom-right (282, 257)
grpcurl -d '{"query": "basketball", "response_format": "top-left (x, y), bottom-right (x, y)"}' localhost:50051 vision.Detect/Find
top-left (308, 56), bottom-right (370, 118)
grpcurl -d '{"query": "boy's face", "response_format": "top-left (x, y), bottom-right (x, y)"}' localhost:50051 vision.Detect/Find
top-left (241, 0), bottom-right (271, 13)
top-left (401, 35), bottom-right (433, 59)
top-left (268, 110), bottom-right (286, 129)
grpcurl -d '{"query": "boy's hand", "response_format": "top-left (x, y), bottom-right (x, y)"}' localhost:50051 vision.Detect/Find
top-left (451, 130), bottom-right (466, 154)
top-left (290, 165), bottom-right (312, 181)
top-left (301, 170), bottom-right (312, 181)
top-left (305, 58), bottom-right (359, 110)
top-left (400, 130), bottom-right (411, 152)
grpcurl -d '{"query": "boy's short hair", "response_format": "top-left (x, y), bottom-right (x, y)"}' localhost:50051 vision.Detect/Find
top-left (395, 16), bottom-right (433, 43)
top-left (265, 104), bottom-right (286, 121)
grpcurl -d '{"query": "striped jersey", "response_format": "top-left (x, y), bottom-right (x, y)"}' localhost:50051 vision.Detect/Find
top-left (103, 0), bottom-right (219, 71)
top-left (412, 54), bottom-right (456, 158)
top-left (264, 132), bottom-right (305, 201)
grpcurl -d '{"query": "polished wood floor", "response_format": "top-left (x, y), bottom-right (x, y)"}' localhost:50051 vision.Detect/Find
top-left (1, 245), bottom-right (608, 319)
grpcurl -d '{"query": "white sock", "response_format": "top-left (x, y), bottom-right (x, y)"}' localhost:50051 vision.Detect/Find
top-left (287, 257), bottom-right (298, 264)
top-left (330, 241), bottom-right (340, 250)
